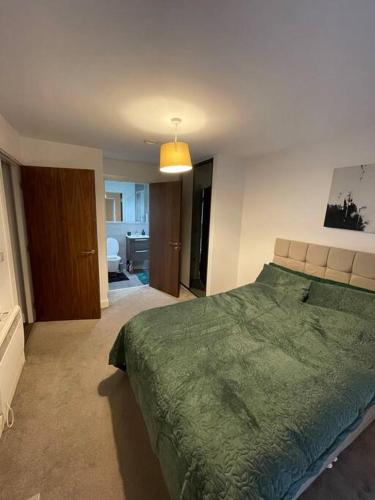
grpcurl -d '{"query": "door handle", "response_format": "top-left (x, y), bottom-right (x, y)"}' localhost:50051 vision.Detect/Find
top-left (169, 241), bottom-right (181, 250)
top-left (80, 250), bottom-right (96, 255)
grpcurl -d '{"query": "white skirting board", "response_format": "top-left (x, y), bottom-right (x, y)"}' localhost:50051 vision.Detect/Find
top-left (101, 297), bottom-right (109, 309)
top-left (0, 305), bottom-right (25, 436)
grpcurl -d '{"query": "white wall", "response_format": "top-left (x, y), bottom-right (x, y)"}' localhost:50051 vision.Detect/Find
top-left (238, 128), bottom-right (375, 285)
top-left (20, 137), bottom-right (108, 307)
top-left (20, 137), bottom-right (102, 170)
top-left (104, 157), bottom-right (179, 183)
top-left (0, 114), bottom-right (20, 161)
top-left (206, 154), bottom-right (245, 295)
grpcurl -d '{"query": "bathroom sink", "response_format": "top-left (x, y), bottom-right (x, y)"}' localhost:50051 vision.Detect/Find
top-left (126, 234), bottom-right (149, 238)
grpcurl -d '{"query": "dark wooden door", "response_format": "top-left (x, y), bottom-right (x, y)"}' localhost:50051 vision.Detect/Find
top-left (149, 181), bottom-right (182, 297)
top-left (21, 166), bottom-right (101, 321)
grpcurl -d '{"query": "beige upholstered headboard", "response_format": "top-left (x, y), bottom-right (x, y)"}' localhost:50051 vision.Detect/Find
top-left (273, 238), bottom-right (375, 292)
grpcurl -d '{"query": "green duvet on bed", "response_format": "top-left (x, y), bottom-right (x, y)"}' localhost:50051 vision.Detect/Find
top-left (109, 271), bottom-right (375, 499)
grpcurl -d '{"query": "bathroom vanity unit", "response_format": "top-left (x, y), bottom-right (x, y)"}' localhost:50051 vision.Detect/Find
top-left (126, 235), bottom-right (149, 271)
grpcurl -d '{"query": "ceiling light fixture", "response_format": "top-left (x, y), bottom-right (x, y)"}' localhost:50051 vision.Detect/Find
top-left (160, 118), bottom-right (192, 174)
top-left (144, 139), bottom-right (159, 145)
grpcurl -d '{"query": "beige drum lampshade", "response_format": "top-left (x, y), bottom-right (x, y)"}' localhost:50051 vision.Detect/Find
top-left (160, 142), bottom-right (192, 173)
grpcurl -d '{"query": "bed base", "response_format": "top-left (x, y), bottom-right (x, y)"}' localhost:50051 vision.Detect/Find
top-left (293, 405), bottom-right (375, 498)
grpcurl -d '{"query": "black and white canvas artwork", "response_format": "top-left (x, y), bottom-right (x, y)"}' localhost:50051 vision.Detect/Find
top-left (324, 164), bottom-right (375, 233)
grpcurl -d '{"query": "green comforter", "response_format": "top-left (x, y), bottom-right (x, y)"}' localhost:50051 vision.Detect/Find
top-left (109, 282), bottom-right (375, 499)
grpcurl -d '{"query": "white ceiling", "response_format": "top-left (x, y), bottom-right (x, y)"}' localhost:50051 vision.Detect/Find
top-left (1, 0), bottom-right (375, 163)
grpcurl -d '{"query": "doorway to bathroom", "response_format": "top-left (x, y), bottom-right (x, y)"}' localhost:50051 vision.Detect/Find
top-left (105, 180), bottom-right (150, 290)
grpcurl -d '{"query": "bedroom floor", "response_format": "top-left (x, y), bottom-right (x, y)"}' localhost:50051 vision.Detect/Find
top-left (0, 286), bottom-right (374, 500)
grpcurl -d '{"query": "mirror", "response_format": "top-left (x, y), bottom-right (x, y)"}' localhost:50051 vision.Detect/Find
top-left (105, 192), bottom-right (123, 222)
top-left (105, 181), bottom-right (149, 223)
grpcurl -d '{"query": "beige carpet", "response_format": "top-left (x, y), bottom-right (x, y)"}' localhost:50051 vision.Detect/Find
top-left (0, 286), bottom-right (192, 500)
top-left (1, 285), bottom-right (374, 500)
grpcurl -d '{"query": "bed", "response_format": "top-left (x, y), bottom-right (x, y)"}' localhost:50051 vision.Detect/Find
top-left (109, 239), bottom-right (375, 499)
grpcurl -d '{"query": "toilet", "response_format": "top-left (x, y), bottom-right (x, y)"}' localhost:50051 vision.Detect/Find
top-left (107, 237), bottom-right (121, 273)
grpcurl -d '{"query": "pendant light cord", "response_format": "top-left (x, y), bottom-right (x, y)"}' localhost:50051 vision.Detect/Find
top-left (174, 121), bottom-right (178, 143)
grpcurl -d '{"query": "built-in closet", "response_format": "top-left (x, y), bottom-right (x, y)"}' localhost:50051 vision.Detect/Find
top-left (181, 158), bottom-right (213, 297)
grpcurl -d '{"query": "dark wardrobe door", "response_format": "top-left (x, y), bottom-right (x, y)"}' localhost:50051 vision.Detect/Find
top-left (189, 159), bottom-right (213, 297)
